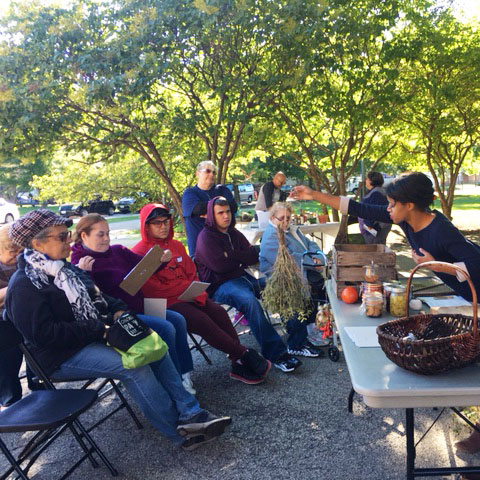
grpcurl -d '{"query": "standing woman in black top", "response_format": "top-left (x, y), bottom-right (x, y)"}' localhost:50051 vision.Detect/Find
top-left (292, 172), bottom-right (480, 301)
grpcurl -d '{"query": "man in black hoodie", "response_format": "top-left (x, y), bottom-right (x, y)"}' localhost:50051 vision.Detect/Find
top-left (195, 196), bottom-right (303, 373)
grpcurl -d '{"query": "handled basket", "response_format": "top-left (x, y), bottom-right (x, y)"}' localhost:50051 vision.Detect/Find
top-left (376, 261), bottom-right (479, 375)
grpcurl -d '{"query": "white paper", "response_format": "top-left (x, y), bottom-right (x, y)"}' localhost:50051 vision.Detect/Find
top-left (418, 296), bottom-right (471, 308)
top-left (177, 281), bottom-right (210, 302)
top-left (344, 326), bottom-right (380, 348)
top-left (144, 298), bottom-right (167, 319)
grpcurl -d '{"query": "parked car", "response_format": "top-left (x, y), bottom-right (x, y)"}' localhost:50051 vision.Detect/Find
top-left (58, 200), bottom-right (116, 218)
top-left (16, 195), bottom-right (39, 207)
top-left (225, 183), bottom-right (255, 203)
top-left (0, 197), bottom-right (20, 224)
top-left (116, 197), bottom-right (135, 213)
top-left (346, 176), bottom-right (362, 194)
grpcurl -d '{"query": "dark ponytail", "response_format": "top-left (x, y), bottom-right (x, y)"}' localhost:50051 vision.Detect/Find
top-left (386, 172), bottom-right (434, 211)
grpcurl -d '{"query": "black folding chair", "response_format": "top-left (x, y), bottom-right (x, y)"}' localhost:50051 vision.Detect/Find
top-left (0, 320), bottom-right (118, 480)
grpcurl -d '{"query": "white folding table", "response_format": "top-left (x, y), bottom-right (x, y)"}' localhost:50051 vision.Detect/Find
top-left (327, 280), bottom-right (480, 479)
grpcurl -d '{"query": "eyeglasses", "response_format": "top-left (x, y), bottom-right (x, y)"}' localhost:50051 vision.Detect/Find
top-left (199, 168), bottom-right (216, 174)
top-left (274, 216), bottom-right (291, 222)
top-left (42, 231), bottom-right (72, 243)
top-left (149, 219), bottom-right (170, 226)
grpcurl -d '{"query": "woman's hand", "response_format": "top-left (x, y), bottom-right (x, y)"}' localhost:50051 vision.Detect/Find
top-left (412, 248), bottom-right (460, 276)
top-left (290, 185), bottom-right (315, 200)
top-left (113, 310), bottom-right (125, 321)
top-left (161, 249), bottom-right (172, 263)
top-left (78, 256), bottom-right (95, 271)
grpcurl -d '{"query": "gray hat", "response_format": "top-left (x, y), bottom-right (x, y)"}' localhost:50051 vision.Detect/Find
top-left (9, 209), bottom-right (73, 247)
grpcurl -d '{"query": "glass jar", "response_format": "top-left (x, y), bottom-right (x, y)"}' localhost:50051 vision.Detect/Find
top-left (360, 282), bottom-right (383, 300)
top-left (389, 285), bottom-right (407, 317)
top-left (383, 281), bottom-right (402, 310)
top-left (364, 263), bottom-right (379, 283)
top-left (363, 292), bottom-right (383, 317)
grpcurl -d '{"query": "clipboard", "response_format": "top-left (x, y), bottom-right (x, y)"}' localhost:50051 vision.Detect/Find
top-left (120, 245), bottom-right (164, 296)
top-left (177, 281), bottom-right (210, 302)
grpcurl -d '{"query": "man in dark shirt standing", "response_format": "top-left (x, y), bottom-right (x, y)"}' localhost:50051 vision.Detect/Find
top-left (255, 172), bottom-right (287, 227)
top-left (182, 161), bottom-right (238, 256)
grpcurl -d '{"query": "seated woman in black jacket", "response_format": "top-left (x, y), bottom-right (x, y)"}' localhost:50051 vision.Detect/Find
top-left (4, 209), bottom-right (231, 450)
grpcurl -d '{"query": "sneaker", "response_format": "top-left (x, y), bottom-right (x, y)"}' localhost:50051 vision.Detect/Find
top-left (273, 353), bottom-right (303, 373)
top-left (240, 349), bottom-right (271, 377)
top-left (181, 434), bottom-right (216, 451)
top-left (287, 345), bottom-right (323, 358)
top-left (229, 363), bottom-right (265, 385)
top-left (182, 372), bottom-right (196, 395)
top-left (177, 411), bottom-right (232, 438)
top-left (305, 341), bottom-right (327, 355)
top-left (233, 311), bottom-right (248, 326)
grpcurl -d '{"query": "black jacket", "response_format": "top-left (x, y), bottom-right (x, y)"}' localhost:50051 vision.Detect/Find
top-left (5, 254), bottom-right (127, 374)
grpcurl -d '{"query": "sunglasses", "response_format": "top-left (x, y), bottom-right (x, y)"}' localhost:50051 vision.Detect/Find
top-left (274, 215), bottom-right (291, 222)
top-left (149, 219), bottom-right (170, 226)
top-left (199, 168), bottom-right (216, 174)
top-left (42, 231), bottom-right (72, 243)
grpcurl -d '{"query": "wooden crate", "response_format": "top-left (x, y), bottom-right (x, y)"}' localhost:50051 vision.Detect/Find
top-left (331, 244), bottom-right (397, 294)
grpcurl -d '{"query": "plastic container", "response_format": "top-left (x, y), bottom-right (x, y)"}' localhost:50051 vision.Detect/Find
top-left (364, 263), bottom-right (379, 283)
top-left (363, 292), bottom-right (384, 317)
top-left (389, 285), bottom-right (407, 317)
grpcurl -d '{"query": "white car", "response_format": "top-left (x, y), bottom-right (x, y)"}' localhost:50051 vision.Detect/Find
top-left (0, 197), bottom-right (20, 224)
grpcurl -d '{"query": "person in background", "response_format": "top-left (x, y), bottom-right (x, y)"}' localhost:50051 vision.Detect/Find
top-left (255, 172), bottom-right (288, 228)
top-left (259, 202), bottom-right (327, 351)
top-left (358, 171), bottom-right (391, 245)
top-left (5, 209), bottom-right (231, 451)
top-left (70, 213), bottom-right (196, 395)
top-left (182, 160), bottom-right (238, 256)
top-left (0, 225), bottom-right (38, 410)
top-left (132, 203), bottom-right (271, 385)
top-left (195, 196), bottom-right (309, 373)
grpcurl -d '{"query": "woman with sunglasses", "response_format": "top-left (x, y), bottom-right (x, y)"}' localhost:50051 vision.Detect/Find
top-left (259, 202), bottom-right (326, 356)
top-left (5, 209), bottom-right (231, 450)
top-left (71, 213), bottom-right (196, 394)
top-left (131, 203), bottom-right (271, 386)
top-left (291, 172), bottom-right (480, 301)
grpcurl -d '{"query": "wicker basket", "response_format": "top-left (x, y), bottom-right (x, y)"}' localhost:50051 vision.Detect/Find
top-left (376, 261), bottom-right (479, 375)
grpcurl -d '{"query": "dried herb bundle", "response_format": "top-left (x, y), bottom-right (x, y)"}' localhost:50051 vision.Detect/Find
top-left (261, 226), bottom-right (311, 324)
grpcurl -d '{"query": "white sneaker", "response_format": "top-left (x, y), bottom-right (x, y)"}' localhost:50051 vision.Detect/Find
top-left (182, 373), bottom-right (196, 395)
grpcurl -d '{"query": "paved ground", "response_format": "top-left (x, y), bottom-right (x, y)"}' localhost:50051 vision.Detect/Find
top-left (3, 210), bottom-right (480, 479)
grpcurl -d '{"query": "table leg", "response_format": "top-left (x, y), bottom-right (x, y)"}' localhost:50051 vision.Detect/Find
top-left (406, 408), bottom-right (415, 480)
top-left (348, 387), bottom-right (355, 413)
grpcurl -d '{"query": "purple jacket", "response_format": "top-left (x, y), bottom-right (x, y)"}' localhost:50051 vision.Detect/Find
top-left (71, 243), bottom-right (145, 313)
top-left (195, 197), bottom-right (258, 294)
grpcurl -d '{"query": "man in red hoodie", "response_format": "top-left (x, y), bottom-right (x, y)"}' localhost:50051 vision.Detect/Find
top-left (132, 203), bottom-right (271, 385)
top-left (194, 197), bottom-right (303, 373)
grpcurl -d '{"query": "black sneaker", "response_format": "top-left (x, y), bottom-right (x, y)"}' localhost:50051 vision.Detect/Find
top-left (287, 345), bottom-right (323, 358)
top-left (230, 363), bottom-right (265, 385)
top-left (240, 349), bottom-right (272, 377)
top-left (273, 353), bottom-right (302, 372)
top-left (177, 411), bottom-right (232, 438)
top-left (181, 434), bottom-right (216, 451)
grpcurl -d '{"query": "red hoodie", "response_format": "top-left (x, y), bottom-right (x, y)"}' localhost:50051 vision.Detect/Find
top-left (131, 203), bottom-right (207, 307)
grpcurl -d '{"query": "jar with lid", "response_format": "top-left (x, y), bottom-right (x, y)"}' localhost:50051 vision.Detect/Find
top-left (362, 292), bottom-right (383, 317)
top-left (383, 281), bottom-right (402, 310)
top-left (360, 282), bottom-right (383, 300)
top-left (389, 285), bottom-right (407, 317)
top-left (364, 263), bottom-right (379, 283)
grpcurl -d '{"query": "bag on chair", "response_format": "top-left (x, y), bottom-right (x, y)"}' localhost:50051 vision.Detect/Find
top-left (106, 311), bottom-right (168, 369)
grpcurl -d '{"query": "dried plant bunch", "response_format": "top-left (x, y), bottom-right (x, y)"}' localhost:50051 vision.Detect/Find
top-left (261, 226), bottom-right (311, 324)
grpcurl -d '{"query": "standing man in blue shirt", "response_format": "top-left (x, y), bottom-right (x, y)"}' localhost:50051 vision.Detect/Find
top-left (182, 161), bottom-right (238, 256)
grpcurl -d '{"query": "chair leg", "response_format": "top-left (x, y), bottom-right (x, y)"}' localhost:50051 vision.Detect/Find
top-left (108, 380), bottom-right (143, 429)
top-left (188, 333), bottom-right (212, 365)
top-left (71, 419), bottom-right (118, 476)
top-left (0, 437), bottom-right (30, 480)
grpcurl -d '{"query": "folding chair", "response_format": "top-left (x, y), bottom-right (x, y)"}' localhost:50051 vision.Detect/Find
top-left (0, 319), bottom-right (118, 480)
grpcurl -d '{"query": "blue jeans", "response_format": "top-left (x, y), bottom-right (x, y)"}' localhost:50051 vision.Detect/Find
top-left (52, 343), bottom-right (202, 444)
top-left (138, 310), bottom-right (193, 375)
top-left (213, 275), bottom-right (286, 361)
